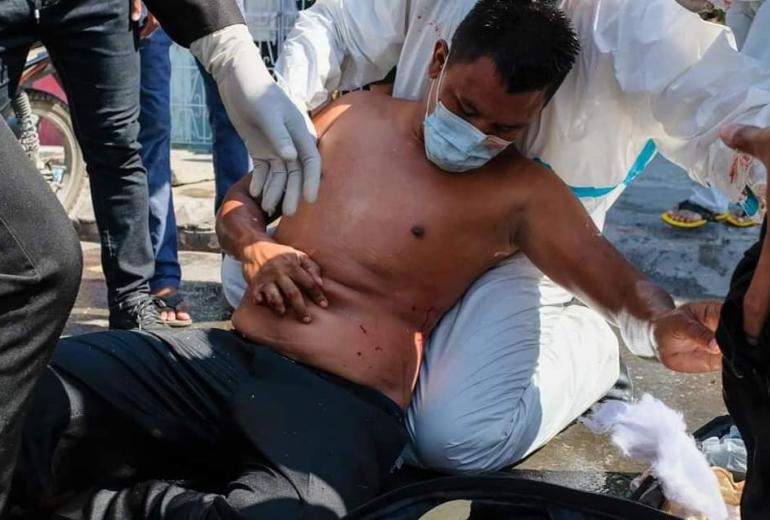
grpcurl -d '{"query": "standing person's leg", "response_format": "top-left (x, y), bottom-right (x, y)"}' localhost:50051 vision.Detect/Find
top-left (39, 0), bottom-right (164, 330)
top-left (405, 254), bottom-right (620, 472)
top-left (138, 28), bottom-right (191, 326)
top-left (0, 3), bottom-right (82, 512)
top-left (195, 61), bottom-right (252, 213)
top-left (662, 184), bottom-right (733, 229)
top-left (688, 184), bottom-right (730, 215)
top-left (0, 118), bottom-right (82, 514)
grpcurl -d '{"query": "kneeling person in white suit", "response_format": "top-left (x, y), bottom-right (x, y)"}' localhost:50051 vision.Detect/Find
top-left (224, 0), bottom-right (764, 473)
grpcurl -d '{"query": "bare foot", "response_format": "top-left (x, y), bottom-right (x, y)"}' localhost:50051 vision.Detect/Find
top-left (663, 208), bottom-right (706, 225)
top-left (152, 286), bottom-right (192, 324)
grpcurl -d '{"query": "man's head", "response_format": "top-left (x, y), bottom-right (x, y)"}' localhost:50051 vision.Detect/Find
top-left (425, 0), bottom-right (579, 149)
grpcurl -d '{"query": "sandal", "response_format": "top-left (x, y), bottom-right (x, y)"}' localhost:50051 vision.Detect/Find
top-left (154, 292), bottom-right (193, 327)
top-left (661, 200), bottom-right (728, 229)
top-left (725, 207), bottom-right (760, 228)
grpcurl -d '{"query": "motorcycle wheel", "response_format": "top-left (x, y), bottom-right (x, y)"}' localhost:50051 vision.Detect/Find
top-left (26, 88), bottom-right (86, 218)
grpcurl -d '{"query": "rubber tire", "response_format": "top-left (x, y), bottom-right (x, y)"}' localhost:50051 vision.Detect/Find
top-left (26, 88), bottom-right (86, 218)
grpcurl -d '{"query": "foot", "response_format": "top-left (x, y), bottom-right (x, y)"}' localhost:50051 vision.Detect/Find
top-left (109, 295), bottom-right (168, 331)
top-left (725, 207), bottom-right (759, 228)
top-left (152, 287), bottom-right (193, 327)
top-left (661, 200), bottom-right (726, 229)
top-left (663, 208), bottom-right (706, 226)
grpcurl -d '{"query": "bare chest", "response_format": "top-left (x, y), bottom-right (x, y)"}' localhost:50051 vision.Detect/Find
top-left (277, 129), bottom-right (517, 302)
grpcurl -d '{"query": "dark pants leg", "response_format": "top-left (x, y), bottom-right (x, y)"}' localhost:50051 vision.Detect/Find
top-left (0, 116), bottom-right (82, 514)
top-left (3, 0), bottom-right (154, 310)
top-left (15, 330), bottom-right (406, 519)
top-left (138, 28), bottom-right (181, 293)
top-left (717, 223), bottom-right (770, 519)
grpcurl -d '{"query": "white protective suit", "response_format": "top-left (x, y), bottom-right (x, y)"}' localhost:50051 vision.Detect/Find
top-left (222, 0), bottom-right (770, 473)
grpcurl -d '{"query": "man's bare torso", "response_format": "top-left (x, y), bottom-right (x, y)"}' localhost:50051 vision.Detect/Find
top-left (233, 92), bottom-right (548, 408)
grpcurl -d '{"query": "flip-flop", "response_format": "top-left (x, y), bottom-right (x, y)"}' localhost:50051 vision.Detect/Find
top-left (725, 208), bottom-right (760, 228)
top-left (660, 200), bottom-right (728, 229)
top-left (154, 292), bottom-right (193, 327)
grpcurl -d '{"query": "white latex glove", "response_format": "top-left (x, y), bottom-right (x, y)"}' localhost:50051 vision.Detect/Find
top-left (191, 25), bottom-right (321, 216)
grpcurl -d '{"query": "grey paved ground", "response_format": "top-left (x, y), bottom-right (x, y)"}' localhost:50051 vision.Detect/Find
top-left (63, 153), bottom-right (759, 497)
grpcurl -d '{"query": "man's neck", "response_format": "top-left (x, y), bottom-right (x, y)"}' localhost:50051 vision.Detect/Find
top-left (400, 96), bottom-right (428, 144)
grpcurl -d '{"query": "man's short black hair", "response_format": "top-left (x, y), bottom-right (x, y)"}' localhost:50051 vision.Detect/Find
top-left (449, 0), bottom-right (579, 101)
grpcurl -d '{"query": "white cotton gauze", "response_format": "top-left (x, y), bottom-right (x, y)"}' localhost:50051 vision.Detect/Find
top-left (581, 394), bottom-right (728, 520)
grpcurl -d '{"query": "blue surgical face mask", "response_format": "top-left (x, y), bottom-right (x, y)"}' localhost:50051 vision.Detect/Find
top-left (423, 52), bottom-right (513, 173)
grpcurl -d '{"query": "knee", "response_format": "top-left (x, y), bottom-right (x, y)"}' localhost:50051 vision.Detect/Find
top-left (42, 223), bottom-right (83, 308)
top-left (409, 396), bottom-right (537, 474)
top-left (221, 255), bottom-right (247, 308)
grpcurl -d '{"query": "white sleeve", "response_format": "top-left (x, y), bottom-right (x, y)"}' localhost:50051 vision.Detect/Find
top-left (589, 0), bottom-right (770, 198)
top-left (275, 0), bottom-right (409, 112)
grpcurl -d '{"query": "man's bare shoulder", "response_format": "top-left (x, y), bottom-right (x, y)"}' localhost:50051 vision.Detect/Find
top-left (313, 91), bottom-right (399, 139)
top-left (495, 151), bottom-right (566, 191)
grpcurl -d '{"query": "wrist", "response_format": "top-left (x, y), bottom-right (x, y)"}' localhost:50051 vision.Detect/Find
top-left (237, 234), bottom-right (277, 265)
top-left (620, 315), bottom-right (660, 360)
top-left (190, 24), bottom-right (265, 84)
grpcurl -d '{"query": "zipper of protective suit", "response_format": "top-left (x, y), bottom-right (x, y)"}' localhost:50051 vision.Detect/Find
top-left (33, 0), bottom-right (41, 23)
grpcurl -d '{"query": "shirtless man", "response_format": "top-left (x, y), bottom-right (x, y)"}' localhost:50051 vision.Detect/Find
top-left (12, 2), bottom-right (720, 518)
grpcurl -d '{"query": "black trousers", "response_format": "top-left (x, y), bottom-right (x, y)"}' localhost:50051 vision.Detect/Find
top-left (717, 223), bottom-right (770, 519)
top-left (0, 117), bottom-right (82, 514)
top-left (0, 0), bottom-right (154, 309)
top-left (13, 329), bottom-right (407, 519)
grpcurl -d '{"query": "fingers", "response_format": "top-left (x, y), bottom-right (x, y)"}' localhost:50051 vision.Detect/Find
top-left (253, 86), bottom-right (299, 161)
top-left (299, 255), bottom-right (323, 286)
top-left (685, 300), bottom-right (722, 343)
top-left (700, 300), bottom-right (723, 333)
top-left (282, 161), bottom-right (303, 216)
top-left (720, 124), bottom-right (770, 168)
top-left (130, 0), bottom-right (142, 22)
top-left (296, 257), bottom-right (328, 308)
top-left (249, 160), bottom-right (270, 199)
top-left (286, 111), bottom-right (322, 204)
top-left (275, 275), bottom-right (310, 323)
top-left (260, 283), bottom-right (286, 316)
top-left (303, 155), bottom-right (323, 204)
top-left (669, 349), bottom-right (722, 373)
top-left (261, 160), bottom-right (288, 215)
top-left (720, 124), bottom-right (761, 155)
top-left (139, 15), bottom-right (160, 39)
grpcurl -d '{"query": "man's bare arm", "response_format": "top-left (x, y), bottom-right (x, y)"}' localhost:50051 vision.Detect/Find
top-left (217, 176), bottom-right (327, 321)
top-left (513, 165), bottom-right (721, 372)
top-left (216, 175), bottom-right (273, 257)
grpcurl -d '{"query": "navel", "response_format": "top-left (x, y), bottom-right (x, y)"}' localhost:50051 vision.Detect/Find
top-left (411, 225), bottom-right (426, 239)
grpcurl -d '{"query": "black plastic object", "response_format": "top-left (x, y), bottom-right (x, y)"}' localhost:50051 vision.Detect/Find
top-left (345, 475), bottom-right (679, 519)
top-left (631, 415), bottom-right (735, 509)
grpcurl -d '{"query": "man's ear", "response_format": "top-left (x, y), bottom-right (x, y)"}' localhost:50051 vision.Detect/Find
top-left (427, 40), bottom-right (450, 80)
